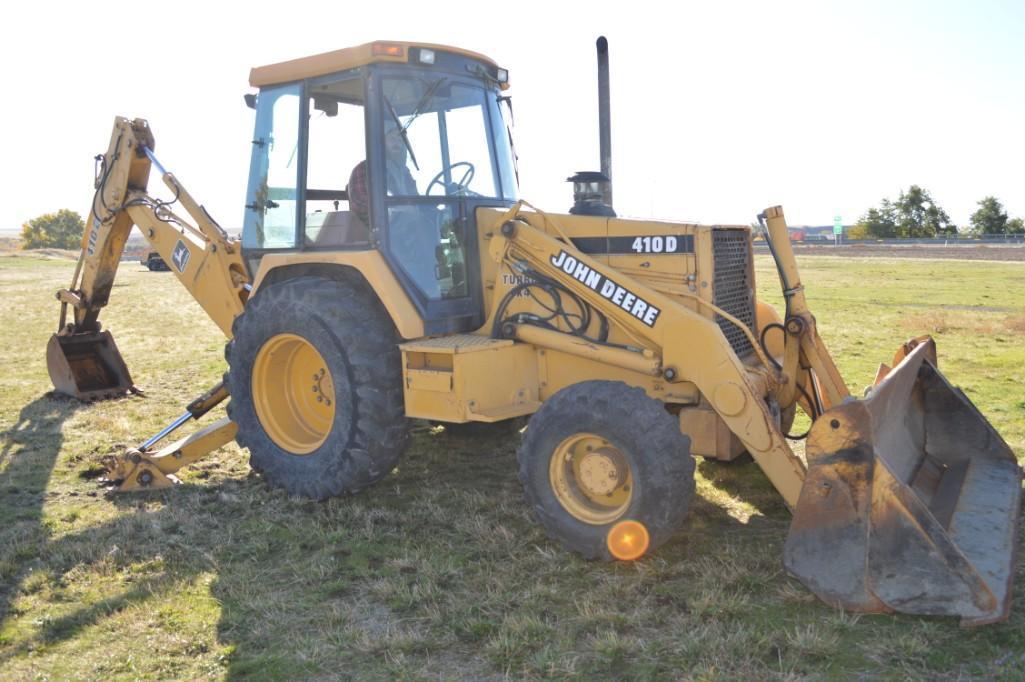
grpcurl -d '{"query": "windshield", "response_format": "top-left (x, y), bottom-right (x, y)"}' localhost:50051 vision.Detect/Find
top-left (381, 76), bottom-right (514, 199)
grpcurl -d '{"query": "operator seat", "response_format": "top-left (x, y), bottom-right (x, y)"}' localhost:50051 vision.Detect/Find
top-left (312, 211), bottom-right (369, 247)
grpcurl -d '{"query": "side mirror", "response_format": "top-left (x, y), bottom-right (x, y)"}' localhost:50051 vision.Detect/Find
top-left (243, 93), bottom-right (257, 110)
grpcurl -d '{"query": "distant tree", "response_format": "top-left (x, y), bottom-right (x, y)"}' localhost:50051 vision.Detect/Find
top-left (855, 186), bottom-right (955, 238)
top-left (845, 222), bottom-right (871, 239)
top-left (968, 197), bottom-right (1025, 236)
top-left (969, 196), bottom-right (1008, 235)
top-left (893, 185), bottom-right (956, 237)
top-left (20, 210), bottom-right (85, 250)
top-left (853, 199), bottom-right (897, 239)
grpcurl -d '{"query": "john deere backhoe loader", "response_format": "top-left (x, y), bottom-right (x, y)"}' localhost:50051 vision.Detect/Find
top-left (48, 39), bottom-right (1020, 625)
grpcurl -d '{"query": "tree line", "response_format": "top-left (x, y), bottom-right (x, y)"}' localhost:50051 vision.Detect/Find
top-left (15, 189), bottom-right (1025, 250)
top-left (848, 186), bottom-right (1024, 239)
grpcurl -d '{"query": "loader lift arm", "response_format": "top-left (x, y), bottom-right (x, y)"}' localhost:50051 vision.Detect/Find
top-left (487, 202), bottom-right (809, 508)
top-left (48, 117), bottom-right (249, 400)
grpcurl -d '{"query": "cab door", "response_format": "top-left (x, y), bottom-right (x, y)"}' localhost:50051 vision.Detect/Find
top-left (372, 71), bottom-right (517, 335)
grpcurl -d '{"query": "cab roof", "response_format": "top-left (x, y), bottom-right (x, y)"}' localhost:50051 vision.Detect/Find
top-left (249, 40), bottom-right (508, 89)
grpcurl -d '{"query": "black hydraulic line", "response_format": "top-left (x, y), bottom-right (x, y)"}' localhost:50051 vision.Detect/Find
top-left (759, 322), bottom-right (786, 371)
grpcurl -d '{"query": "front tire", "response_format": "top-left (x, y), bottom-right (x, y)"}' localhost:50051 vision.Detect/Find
top-left (518, 381), bottom-right (694, 560)
top-left (226, 275), bottom-right (409, 499)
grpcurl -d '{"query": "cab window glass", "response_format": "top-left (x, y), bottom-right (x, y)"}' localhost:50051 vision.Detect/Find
top-left (489, 94), bottom-right (518, 199)
top-left (387, 203), bottom-right (467, 300)
top-left (242, 84), bottom-right (301, 249)
top-left (381, 78), bottom-right (499, 199)
top-left (443, 99), bottom-right (496, 196)
top-left (304, 77), bottom-right (369, 248)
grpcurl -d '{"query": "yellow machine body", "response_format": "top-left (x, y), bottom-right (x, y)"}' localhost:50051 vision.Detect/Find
top-left (46, 41), bottom-right (1021, 626)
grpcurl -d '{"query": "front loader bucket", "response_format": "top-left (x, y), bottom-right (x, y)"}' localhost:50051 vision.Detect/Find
top-left (47, 331), bottom-right (134, 401)
top-left (784, 340), bottom-right (1022, 626)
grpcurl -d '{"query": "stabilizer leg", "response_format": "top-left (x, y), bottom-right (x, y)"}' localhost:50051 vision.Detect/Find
top-left (103, 417), bottom-right (238, 491)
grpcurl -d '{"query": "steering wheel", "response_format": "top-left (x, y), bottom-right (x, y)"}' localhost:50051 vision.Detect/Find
top-left (426, 161), bottom-right (475, 196)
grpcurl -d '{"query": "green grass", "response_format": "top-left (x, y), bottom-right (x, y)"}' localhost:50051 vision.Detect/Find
top-left (1, 253), bottom-right (1023, 680)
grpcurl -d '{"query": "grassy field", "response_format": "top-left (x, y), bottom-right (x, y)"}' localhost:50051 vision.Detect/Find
top-left (1, 252), bottom-right (1023, 680)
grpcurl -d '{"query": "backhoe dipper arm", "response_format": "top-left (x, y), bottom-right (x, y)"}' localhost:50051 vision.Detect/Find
top-left (58, 117), bottom-right (249, 338)
top-left (488, 206), bottom-right (807, 507)
top-left (49, 116), bottom-right (249, 401)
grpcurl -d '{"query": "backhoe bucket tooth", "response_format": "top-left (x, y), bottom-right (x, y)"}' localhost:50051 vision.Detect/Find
top-left (47, 331), bottom-right (134, 401)
top-left (784, 340), bottom-right (1022, 626)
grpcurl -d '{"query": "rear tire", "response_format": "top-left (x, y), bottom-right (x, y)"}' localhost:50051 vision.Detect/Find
top-left (226, 275), bottom-right (409, 499)
top-left (518, 381), bottom-right (694, 560)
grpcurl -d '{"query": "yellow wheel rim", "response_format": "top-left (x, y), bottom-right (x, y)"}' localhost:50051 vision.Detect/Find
top-left (549, 432), bottom-right (633, 525)
top-left (252, 333), bottom-right (335, 455)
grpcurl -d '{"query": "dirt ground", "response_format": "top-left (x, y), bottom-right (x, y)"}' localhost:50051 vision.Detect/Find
top-left (785, 243), bottom-right (1025, 261)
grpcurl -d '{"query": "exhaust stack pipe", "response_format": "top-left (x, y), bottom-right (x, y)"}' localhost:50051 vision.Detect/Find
top-left (597, 36), bottom-right (613, 209)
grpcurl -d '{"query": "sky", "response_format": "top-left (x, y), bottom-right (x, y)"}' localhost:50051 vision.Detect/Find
top-left (1, 0), bottom-right (1023, 234)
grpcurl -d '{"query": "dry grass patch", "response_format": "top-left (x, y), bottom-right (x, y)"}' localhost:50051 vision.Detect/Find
top-left (1005, 314), bottom-right (1025, 334)
top-left (899, 310), bottom-right (1009, 335)
top-left (2, 247), bottom-right (79, 259)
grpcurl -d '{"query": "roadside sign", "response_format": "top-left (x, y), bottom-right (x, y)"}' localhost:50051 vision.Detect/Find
top-left (833, 216), bottom-right (843, 235)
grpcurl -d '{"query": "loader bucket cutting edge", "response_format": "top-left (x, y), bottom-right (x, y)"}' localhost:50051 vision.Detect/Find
top-left (783, 340), bottom-right (1022, 626)
top-left (47, 331), bottom-right (134, 401)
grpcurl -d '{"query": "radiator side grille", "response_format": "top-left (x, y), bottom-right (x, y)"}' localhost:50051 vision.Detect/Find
top-left (712, 229), bottom-right (755, 357)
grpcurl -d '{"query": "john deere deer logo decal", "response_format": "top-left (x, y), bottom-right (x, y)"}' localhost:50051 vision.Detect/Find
top-left (172, 240), bottom-right (190, 274)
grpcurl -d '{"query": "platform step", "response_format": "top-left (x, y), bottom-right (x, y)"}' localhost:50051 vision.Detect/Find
top-left (400, 334), bottom-right (513, 354)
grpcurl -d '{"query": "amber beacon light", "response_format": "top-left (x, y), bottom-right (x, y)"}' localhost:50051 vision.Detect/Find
top-left (606, 520), bottom-right (650, 560)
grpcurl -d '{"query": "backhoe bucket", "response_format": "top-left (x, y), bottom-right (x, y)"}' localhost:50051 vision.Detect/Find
top-left (47, 331), bottom-right (134, 401)
top-left (784, 340), bottom-right (1022, 626)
